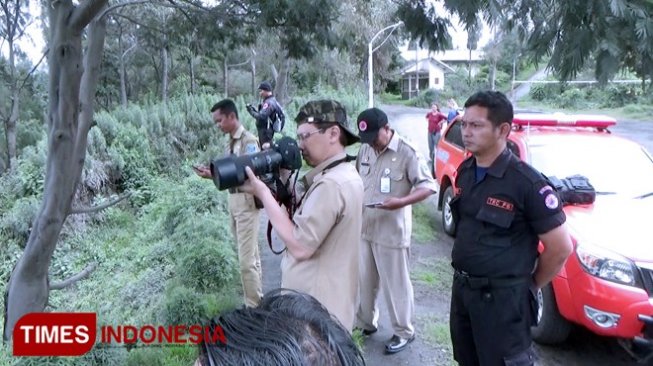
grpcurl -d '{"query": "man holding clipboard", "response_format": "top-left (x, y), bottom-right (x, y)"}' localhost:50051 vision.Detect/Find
top-left (354, 108), bottom-right (437, 354)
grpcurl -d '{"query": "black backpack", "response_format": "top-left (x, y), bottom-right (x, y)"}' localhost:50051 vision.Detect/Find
top-left (548, 175), bottom-right (596, 205)
top-left (273, 106), bottom-right (286, 133)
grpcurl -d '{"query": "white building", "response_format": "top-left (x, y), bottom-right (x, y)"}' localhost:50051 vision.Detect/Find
top-left (399, 47), bottom-right (485, 99)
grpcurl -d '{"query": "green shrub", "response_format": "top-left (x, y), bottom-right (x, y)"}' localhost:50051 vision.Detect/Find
top-left (409, 89), bottom-right (440, 108)
top-left (599, 84), bottom-right (639, 108)
top-left (0, 196), bottom-right (39, 244)
top-left (176, 234), bottom-right (238, 293)
top-left (163, 285), bottom-right (212, 326)
top-left (126, 348), bottom-right (165, 366)
top-left (529, 85), bottom-right (547, 101)
top-left (16, 118), bottom-right (46, 154)
top-left (556, 88), bottom-right (586, 109)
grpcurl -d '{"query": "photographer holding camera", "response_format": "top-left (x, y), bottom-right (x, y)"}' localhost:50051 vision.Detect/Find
top-left (239, 100), bottom-right (364, 332)
top-left (193, 99), bottom-right (263, 308)
top-left (246, 81), bottom-right (284, 149)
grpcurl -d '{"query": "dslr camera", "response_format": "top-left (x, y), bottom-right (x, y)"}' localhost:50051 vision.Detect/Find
top-left (210, 136), bottom-right (302, 191)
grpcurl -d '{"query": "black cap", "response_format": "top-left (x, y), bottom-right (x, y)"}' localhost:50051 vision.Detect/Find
top-left (258, 81), bottom-right (272, 92)
top-left (356, 108), bottom-right (388, 144)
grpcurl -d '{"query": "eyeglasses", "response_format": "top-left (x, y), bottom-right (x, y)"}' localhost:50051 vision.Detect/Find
top-left (296, 129), bottom-right (324, 142)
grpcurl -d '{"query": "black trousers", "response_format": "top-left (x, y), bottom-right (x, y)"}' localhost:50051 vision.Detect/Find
top-left (450, 272), bottom-right (537, 366)
top-left (257, 127), bottom-right (274, 146)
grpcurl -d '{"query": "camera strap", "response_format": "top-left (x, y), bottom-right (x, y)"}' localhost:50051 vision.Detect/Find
top-left (266, 155), bottom-right (355, 255)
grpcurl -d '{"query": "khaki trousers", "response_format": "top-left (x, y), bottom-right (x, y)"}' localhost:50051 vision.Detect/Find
top-left (228, 193), bottom-right (262, 307)
top-left (356, 239), bottom-right (414, 338)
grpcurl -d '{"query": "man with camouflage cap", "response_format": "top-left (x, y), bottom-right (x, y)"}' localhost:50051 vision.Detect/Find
top-left (241, 99), bottom-right (363, 331)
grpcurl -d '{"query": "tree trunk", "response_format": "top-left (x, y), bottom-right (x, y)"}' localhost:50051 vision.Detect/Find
top-left (223, 57), bottom-right (228, 98)
top-left (491, 61), bottom-right (496, 90)
top-left (189, 56), bottom-right (195, 95)
top-left (5, 36), bottom-right (18, 169)
top-left (120, 52), bottom-right (128, 106)
top-left (274, 56), bottom-right (290, 105)
top-left (468, 49), bottom-right (472, 84)
top-left (3, 0), bottom-right (108, 342)
top-left (251, 56), bottom-right (256, 97)
top-left (161, 34), bottom-right (169, 104)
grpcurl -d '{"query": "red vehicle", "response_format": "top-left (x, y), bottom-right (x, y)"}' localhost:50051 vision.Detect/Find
top-left (434, 113), bottom-right (653, 362)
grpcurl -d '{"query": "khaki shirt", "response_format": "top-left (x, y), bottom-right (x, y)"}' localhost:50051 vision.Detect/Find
top-left (228, 125), bottom-right (259, 157)
top-left (281, 152), bottom-right (364, 331)
top-left (226, 125), bottom-right (260, 195)
top-left (357, 131), bottom-right (437, 248)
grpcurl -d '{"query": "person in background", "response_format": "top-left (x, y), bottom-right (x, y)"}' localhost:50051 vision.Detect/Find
top-left (448, 90), bottom-right (573, 366)
top-left (240, 100), bottom-right (363, 332)
top-left (447, 98), bottom-right (460, 124)
top-left (246, 81), bottom-right (284, 149)
top-left (425, 102), bottom-right (447, 164)
top-left (193, 99), bottom-right (263, 308)
top-left (355, 107), bottom-right (437, 354)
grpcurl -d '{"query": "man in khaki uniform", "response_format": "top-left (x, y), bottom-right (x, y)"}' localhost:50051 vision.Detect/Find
top-left (240, 100), bottom-right (363, 331)
top-left (354, 107), bottom-right (437, 353)
top-left (193, 99), bottom-right (263, 307)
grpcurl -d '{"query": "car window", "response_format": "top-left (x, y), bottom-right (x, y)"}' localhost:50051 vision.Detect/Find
top-left (529, 137), bottom-right (653, 198)
top-left (444, 120), bottom-right (463, 148)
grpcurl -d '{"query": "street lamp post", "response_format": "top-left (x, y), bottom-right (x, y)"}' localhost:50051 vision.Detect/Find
top-left (368, 21), bottom-right (404, 108)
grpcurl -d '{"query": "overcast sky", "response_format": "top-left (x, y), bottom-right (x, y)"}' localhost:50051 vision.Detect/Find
top-left (3, 1), bottom-right (490, 66)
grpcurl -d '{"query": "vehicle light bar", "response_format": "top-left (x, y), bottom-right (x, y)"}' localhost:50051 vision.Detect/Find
top-left (513, 113), bottom-right (616, 129)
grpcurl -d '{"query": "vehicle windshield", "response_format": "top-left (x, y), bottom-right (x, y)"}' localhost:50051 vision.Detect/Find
top-left (528, 136), bottom-right (653, 199)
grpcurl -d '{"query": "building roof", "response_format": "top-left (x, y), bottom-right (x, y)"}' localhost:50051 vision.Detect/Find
top-left (401, 58), bottom-right (455, 74)
top-left (399, 47), bottom-right (484, 63)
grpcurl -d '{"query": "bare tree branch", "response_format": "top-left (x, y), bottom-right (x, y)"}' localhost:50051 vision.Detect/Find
top-left (49, 262), bottom-right (97, 290)
top-left (70, 193), bottom-right (131, 215)
top-left (70, 0), bottom-right (109, 31)
top-left (112, 13), bottom-right (165, 34)
top-left (98, 0), bottom-right (152, 20)
top-left (18, 47), bottom-right (49, 92)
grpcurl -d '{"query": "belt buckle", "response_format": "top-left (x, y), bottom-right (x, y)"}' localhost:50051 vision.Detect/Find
top-left (456, 269), bottom-right (470, 278)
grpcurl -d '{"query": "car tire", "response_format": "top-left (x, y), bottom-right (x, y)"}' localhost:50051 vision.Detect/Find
top-left (442, 186), bottom-right (456, 237)
top-left (531, 283), bottom-right (572, 344)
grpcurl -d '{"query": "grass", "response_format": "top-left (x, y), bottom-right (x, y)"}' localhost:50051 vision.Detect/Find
top-left (412, 201), bottom-right (439, 244)
top-left (515, 99), bottom-right (653, 122)
top-left (351, 328), bottom-right (365, 353)
top-left (379, 92), bottom-right (412, 106)
top-left (411, 257), bottom-right (453, 291)
top-left (420, 315), bottom-right (455, 365)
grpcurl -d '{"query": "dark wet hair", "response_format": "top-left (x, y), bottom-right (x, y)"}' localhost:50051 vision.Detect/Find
top-left (198, 289), bottom-right (365, 366)
top-left (463, 90), bottom-right (513, 128)
top-left (211, 99), bottom-right (239, 119)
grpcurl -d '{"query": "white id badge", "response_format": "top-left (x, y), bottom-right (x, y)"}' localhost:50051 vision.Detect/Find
top-left (380, 177), bottom-right (391, 193)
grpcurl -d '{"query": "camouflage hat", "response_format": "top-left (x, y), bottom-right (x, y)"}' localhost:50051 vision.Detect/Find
top-left (294, 99), bottom-right (360, 146)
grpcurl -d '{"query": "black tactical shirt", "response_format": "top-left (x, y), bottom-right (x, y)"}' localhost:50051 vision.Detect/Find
top-left (451, 148), bottom-right (566, 278)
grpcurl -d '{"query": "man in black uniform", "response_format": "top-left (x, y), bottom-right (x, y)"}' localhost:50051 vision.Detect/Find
top-left (449, 91), bottom-right (573, 366)
top-left (246, 81), bottom-right (283, 148)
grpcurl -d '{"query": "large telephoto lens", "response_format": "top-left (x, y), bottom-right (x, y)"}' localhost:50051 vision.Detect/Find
top-left (210, 150), bottom-right (283, 190)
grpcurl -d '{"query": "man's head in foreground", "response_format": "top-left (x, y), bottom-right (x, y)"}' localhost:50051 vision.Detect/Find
top-left (196, 289), bottom-right (365, 366)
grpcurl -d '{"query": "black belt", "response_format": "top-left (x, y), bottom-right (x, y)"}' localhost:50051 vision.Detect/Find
top-left (454, 269), bottom-right (530, 289)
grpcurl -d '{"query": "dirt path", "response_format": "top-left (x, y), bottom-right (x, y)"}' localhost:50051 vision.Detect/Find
top-left (258, 104), bottom-right (651, 365)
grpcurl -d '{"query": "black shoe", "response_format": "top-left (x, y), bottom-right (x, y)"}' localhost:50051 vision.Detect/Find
top-left (385, 334), bottom-right (415, 354)
top-left (354, 327), bottom-right (378, 336)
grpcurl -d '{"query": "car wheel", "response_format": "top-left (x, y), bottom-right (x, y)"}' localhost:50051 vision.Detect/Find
top-left (442, 186), bottom-right (456, 236)
top-left (531, 283), bottom-right (572, 344)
